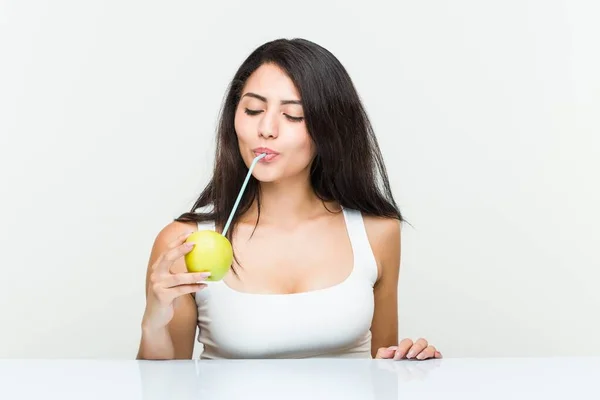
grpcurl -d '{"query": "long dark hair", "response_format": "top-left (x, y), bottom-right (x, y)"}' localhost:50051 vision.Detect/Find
top-left (176, 38), bottom-right (405, 267)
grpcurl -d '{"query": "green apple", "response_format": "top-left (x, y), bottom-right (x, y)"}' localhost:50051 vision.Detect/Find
top-left (184, 230), bottom-right (233, 281)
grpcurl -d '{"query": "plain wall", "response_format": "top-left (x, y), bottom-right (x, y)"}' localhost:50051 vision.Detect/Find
top-left (1, 0), bottom-right (598, 359)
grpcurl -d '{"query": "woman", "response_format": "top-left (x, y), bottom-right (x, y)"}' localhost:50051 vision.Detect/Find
top-left (137, 38), bottom-right (442, 361)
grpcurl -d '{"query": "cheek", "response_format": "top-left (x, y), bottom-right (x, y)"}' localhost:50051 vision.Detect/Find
top-left (234, 111), bottom-right (253, 142)
top-left (290, 129), bottom-right (315, 162)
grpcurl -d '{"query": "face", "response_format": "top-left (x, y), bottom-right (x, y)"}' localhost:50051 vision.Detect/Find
top-left (234, 63), bottom-right (315, 183)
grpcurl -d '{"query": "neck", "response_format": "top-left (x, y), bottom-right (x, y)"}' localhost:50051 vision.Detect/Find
top-left (243, 178), bottom-right (331, 226)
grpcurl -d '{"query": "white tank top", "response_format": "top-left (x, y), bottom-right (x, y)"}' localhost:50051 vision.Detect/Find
top-left (193, 207), bottom-right (378, 359)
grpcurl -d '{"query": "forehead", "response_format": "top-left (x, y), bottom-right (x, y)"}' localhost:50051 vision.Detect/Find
top-left (242, 63), bottom-right (301, 100)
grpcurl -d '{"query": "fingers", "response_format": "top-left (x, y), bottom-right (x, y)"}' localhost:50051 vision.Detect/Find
top-left (394, 338), bottom-right (414, 359)
top-left (147, 230), bottom-right (210, 305)
top-left (154, 233), bottom-right (196, 272)
top-left (155, 283), bottom-right (207, 305)
top-left (149, 270), bottom-right (211, 304)
top-left (415, 345), bottom-right (437, 360)
top-left (377, 338), bottom-right (442, 362)
top-left (415, 345), bottom-right (442, 360)
top-left (167, 231), bottom-right (196, 250)
top-left (406, 338), bottom-right (428, 359)
top-left (163, 272), bottom-right (211, 288)
top-left (172, 283), bottom-right (207, 297)
top-left (375, 346), bottom-right (397, 359)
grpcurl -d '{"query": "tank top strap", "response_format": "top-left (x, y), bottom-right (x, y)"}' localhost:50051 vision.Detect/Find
top-left (342, 207), bottom-right (379, 285)
top-left (195, 219), bottom-right (216, 232)
top-left (193, 205), bottom-right (216, 232)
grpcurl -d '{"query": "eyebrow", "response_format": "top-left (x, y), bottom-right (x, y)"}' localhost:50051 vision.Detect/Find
top-left (242, 92), bottom-right (302, 105)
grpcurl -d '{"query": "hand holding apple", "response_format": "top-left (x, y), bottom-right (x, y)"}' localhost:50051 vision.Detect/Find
top-left (141, 231), bottom-right (212, 331)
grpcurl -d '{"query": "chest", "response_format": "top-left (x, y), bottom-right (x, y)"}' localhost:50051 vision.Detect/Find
top-left (224, 216), bottom-right (354, 295)
top-left (196, 279), bottom-right (375, 359)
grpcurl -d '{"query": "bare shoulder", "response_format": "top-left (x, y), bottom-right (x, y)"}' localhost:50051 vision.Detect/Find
top-left (152, 219), bottom-right (198, 247)
top-left (362, 215), bottom-right (401, 282)
top-left (154, 220), bottom-right (198, 242)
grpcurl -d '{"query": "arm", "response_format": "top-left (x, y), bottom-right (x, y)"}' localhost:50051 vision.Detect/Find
top-left (365, 216), bottom-right (442, 360)
top-left (364, 216), bottom-right (401, 358)
top-left (136, 221), bottom-right (199, 360)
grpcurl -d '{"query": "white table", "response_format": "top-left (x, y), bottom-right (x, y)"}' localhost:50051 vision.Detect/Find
top-left (1, 357), bottom-right (599, 399)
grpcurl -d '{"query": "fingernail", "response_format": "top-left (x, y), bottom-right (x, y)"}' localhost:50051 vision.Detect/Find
top-left (200, 272), bottom-right (211, 277)
top-left (416, 353), bottom-right (425, 360)
top-left (407, 350), bottom-right (415, 359)
top-left (185, 242), bottom-right (195, 248)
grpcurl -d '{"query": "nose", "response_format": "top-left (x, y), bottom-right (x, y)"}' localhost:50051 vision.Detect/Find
top-left (258, 111), bottom-right (278, 139)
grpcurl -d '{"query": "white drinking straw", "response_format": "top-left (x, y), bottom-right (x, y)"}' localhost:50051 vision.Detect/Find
top-left (222, 153), bottom-right (267, 236)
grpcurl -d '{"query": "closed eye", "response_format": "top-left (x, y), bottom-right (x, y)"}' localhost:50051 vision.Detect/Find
top-left (244, 108), bottom-right (304, 123)
top-left (244, 108), bottom-right (262, 116)
top-left (284, 114), bottom-right (304, 123)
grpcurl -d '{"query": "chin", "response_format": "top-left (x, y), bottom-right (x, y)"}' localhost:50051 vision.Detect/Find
top-left (251, 168), bottom-right (283, 183)
top-left (243, 154), bottom-right (312, 184)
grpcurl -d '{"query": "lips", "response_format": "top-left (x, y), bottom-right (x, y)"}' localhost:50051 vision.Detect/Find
top-left (252, 147), bottom-right (279, 155)
top-left (252, 147), bottom-right (280, 162)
